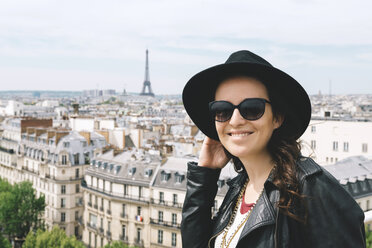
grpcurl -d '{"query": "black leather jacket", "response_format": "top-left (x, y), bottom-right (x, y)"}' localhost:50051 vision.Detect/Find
top-left (181, 157), bottom-right (366, 248)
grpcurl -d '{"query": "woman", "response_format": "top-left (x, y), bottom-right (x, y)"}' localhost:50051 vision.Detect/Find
top-left (181, 50), bottom-right (365, 248)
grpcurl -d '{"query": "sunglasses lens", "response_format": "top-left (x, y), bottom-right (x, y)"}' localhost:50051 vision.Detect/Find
top-left (210, 101), bottom-right (233, 122)
top-left (240, 99), bottom-right (265, 120)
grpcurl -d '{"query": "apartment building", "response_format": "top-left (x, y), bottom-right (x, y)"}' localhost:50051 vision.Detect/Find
top-left (0, 118), bottom-right (52, 184)
top-left (323, 156), bottom-right (372, 229)
top-left (301, 119), bottom-right (372, 165)
top-left (82, 152), bottom-right (235, 248)
top-left (0, 118), bottom-right (108, 238)
top-left (82, 149), bottom-right (162, 248)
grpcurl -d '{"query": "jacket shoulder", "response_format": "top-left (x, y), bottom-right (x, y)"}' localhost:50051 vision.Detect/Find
top-left (296, 156), bottom-right (323, 182)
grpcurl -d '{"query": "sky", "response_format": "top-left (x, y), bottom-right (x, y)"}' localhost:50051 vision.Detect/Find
top-left (0, 0), bottom-right (372, 95)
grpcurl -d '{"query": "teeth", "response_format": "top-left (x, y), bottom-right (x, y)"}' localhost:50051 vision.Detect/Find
top-left (230, 133), bottom-right (251, 137)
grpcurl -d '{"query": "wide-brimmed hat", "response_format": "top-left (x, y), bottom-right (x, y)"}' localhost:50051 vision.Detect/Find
top-left (182, 50), bottom-right (311, 141)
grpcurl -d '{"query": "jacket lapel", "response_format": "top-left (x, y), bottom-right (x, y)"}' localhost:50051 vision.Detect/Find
top-left (239, 187), bottom-right (277, 241)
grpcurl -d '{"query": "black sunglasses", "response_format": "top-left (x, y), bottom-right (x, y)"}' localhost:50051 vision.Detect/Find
top-left (209, 98), bottom-right (271, 122)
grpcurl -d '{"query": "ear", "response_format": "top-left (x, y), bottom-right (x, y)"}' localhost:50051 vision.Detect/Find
top-left (273, 114), bottom-right (284, 130)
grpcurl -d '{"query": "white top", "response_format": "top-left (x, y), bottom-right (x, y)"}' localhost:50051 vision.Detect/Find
top-left (214, 197), bottom-right (252, 248)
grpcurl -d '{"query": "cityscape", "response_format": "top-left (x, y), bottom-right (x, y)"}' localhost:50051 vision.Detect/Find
top-left (1, 48), bottom-right (372, 247)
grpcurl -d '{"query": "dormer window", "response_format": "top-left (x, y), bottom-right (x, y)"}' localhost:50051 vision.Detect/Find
top-left (144, 168), bottom-right (153, 177)
top-left (96, 161), bottom-right (102, 168)
top-left (161, 171), bottom-right (171, 182)
top-left (64, 142), bottom-right (70, 148)
top-left (102, 162), bottom-right (108, 170)
top-left (114, 166), bottom-right (122, 175)
top-left (109, 164), bottom-right (114, 171)
top-left (128, 167), bottom-right (136, 176)
top-left (175, 172), bottom-right (185, 183)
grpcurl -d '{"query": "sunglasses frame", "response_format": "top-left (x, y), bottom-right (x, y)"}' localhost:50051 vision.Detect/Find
top-left (209, 98), bottom-right (271, 122)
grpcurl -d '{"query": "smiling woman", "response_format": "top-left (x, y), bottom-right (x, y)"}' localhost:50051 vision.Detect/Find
top-left (181, 50), bottom-right (365, 248)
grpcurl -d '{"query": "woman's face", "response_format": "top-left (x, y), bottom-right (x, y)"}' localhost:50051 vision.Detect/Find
top-left (214, 76), bottom-right (282, 160)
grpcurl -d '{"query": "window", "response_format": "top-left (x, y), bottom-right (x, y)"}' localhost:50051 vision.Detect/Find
top-left (75, 211), bottom-right (79, 221)
top-left (75, 226), bottom-right (79, 237)
top-left (158, 211), bottom-right (163, 222)
top-left (75, 168), bottom-right (80, 178)
top-left (61, 198), bottom-right (66, 208)
top-left (124, 184), bottom-right (128, 196)
top-left (61, 212), bottom-right (66, 222)
top-left (172, 232), bottom-right (177, 247)
top-left (74, 154), bottom-right (79, 165)
top-left (173, 194), bottom-right (178, 205)
top-left (332, 141), bottom-right (338, 151)
top-left (64, 142), bottom-right (70, 148)
top-left (311, 126), bottom-right (316, 133)
top-left (139, 186), bottom-right (142, 198)
top-left (137, 228), bottom-right (141, 242)
top-left (62, 155), bottom-right (67, 165)
top-left (76, 184), bottom-right (80, 193)
top-left (344, 142), bottom-right (349, 152)
top-left (159, 192), bottom-right (164, 203)
top-left (61, 185), bottom-right (66, 194)
top-left (108, 221), bottom-right (111, 232)
top-left (311, 140), bottom-right (316, 149)
top-left (137, 206), bottom-right (141, 216)
top-left (172, 213), bottom-right (177, 225)
top-left (158, 230), bottom-right (163, 244)
top-left (212, 200), bottom-right (218, 214)
top-left (363, 143), bottom-right (368, 153)
top-left (122, 225), bottom-right (126, 237)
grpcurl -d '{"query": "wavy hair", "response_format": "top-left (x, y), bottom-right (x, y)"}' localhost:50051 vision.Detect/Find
top-left (223, 75), bottom-right (308, 223)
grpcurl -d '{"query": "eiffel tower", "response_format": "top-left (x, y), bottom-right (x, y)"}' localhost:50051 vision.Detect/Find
top-left (140, 49), bottom-right (155, 97)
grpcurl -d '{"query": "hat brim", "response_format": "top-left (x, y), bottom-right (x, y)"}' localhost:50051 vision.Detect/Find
top-left (182, 62), bottom-right (311, 141)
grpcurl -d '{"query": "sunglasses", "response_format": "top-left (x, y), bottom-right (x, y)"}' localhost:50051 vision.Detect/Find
top-left (209, 98), bottom-right (271, 122)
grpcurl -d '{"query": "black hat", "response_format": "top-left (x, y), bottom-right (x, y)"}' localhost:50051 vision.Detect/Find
top-left (182, 50), bottom-right (311, 141)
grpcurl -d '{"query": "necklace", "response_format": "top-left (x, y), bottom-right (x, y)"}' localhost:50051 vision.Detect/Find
top-left (220, 179), bottom-right (265, 248)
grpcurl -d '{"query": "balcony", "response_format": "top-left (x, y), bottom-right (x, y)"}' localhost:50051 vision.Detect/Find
top-left (82, 184), bottom-right (150, 203)
top-left (86, 222), bottom-right (97, 231)
top-left (107, 209), bottom-right (112, 215)
top-left (150, 218), bottom-right (180, 229)
top-left (99, 227), bottom-right (104, 235)
top-left (120, 235), bottom-right (129, 243)
top-left (106, 231), bottom-right (112, 239)
top-left (134, 239), bottom-right (144, 248)
top-left (150, 198), bottom-right (183, 208)
top-left (99, 206), bottom-right (104, 212)
top-left (88, 202), bottom-right (92, 207)
top-left (120, 213), bottom-right (128, 219)
top-left (93, 204), bottom-right (98, 209)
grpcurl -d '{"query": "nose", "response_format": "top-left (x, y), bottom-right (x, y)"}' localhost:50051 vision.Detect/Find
top-left (229, 108), bottom-right (246, 126)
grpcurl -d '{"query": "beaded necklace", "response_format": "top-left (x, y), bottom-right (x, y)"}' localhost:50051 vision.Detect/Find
top-left (220, 179), bottom-right (265, 248)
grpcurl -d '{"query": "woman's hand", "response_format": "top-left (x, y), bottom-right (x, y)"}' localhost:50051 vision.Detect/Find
top-left (198, 137), bottom-right (230, 169)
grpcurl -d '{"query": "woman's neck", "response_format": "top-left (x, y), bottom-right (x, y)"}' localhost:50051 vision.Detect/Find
top-left (240, 150), bottom-right (274, 186)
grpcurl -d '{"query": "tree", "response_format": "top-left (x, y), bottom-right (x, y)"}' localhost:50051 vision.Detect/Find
top-left (0, 234), bottom-right (11, 248)
top-left (23, 226), bottom-right (85, 248)
top-left (366, 228), bottom-right (372, 248)
top-left (103, 241), bottom-right (138, 248)
top-left (0, 179), bottom-right (45, 245)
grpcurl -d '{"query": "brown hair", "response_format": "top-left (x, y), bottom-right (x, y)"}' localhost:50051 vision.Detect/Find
top-left (223, 75), bottom-right (307, 223)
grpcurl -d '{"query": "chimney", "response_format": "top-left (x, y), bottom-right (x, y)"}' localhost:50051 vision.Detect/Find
top-left (35, 128), bottom-right (47, 138)
top-left (97, 130), bottom-right (109, 143)
top-left (55, 131), bottom-right (69, 145)
top-left (79, 131), bottom-right (91, 145)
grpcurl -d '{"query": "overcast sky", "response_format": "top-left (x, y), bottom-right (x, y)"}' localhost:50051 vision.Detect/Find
top-left (0, 0), bottom-right (371, 95)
